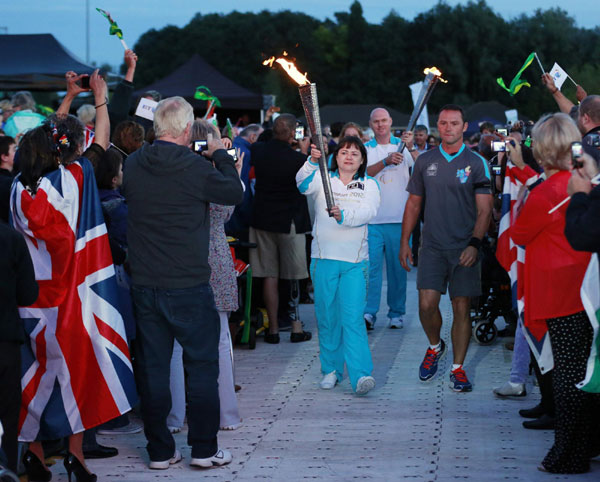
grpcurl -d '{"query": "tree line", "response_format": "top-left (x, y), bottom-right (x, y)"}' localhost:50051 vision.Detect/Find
top-left (129, 0), bottom-right (600, 120)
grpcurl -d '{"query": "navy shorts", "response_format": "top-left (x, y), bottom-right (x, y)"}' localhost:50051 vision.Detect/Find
top-left (417, 245), bottom-right (481, 298)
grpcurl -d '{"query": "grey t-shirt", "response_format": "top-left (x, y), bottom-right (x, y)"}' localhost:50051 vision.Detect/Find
top-left (406, 144), bottom-right (491, 250)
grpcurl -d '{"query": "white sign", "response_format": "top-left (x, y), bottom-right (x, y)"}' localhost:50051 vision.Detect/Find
top-left (409, 81), bottom-right (430, 132)
top-left (135, 97), bottom-right (158, 121)
top-left (549, 62), bottom-right (569, 91)
top-left (505, 109), bottom-right (519, 124)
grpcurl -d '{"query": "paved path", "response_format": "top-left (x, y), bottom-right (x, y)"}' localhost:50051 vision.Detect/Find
top-left (44, 270), bottom-right (599, 481)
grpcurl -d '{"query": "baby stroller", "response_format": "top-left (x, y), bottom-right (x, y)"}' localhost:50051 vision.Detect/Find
top-left (471, 238), bottom-right (517, 345)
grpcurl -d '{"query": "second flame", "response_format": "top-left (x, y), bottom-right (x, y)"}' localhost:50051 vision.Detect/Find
top-left (424, 66), bottom-right (448, 83)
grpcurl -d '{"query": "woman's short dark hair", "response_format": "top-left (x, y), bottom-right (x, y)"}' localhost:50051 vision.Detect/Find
top-left (45, 114), bottom-right (85, 164)
top-left (18, 125), bottom-right (60, 192)
top-left (330, 136), bottom-right (368, 179)
top-left (113, 120), bottom-right (145, 154)
top-left (95, 147), bottom-right (123, 190)
top-left (0, 136), bottom-right (15, 157)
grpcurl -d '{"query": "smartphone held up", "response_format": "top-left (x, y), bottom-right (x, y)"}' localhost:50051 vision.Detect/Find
top-left (571, 141), bottom-right (584, 169)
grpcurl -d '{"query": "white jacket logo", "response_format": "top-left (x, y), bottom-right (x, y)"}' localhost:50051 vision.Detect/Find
top-left (347, 181), bottom-right (364, 190)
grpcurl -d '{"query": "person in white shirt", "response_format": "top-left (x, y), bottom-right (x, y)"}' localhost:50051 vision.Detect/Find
top-left (363, 108), bottom-right (417, 330)
top-left (296, 137), bottom-right (380, 395)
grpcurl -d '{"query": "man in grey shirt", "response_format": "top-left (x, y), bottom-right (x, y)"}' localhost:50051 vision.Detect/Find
top-left (399, 104), bottom-right (492, 392)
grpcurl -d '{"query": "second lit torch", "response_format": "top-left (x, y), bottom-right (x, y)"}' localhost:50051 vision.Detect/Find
top-left (398, 67), bottom-right (447, 153)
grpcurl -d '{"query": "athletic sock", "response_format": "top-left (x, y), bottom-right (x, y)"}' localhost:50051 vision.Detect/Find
top-left (429, 342), bottom-right (441, 351)
top-left (451, 364), bottom-right (462, 372)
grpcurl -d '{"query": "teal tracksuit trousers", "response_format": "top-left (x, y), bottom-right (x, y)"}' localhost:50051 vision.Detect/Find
top-left (310, 258), bottom-right (373, 391)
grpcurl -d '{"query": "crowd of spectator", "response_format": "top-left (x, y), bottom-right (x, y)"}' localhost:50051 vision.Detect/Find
top-left (0, 47), bottom-right (599, 480)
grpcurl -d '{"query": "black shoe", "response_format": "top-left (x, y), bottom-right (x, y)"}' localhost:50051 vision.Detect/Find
top-left (299, 293), bottom-right (314, 304)
top-left (290, 331), bottom-right (312, 343)
top-left (264, 332), bottom-right (280, 344)
top-left (82, 444), bottom-right (118, 459)
top-left (522, 414), bottom-right (555, 430)
top-left (23, 450), bottom-right (52, 482)
top-left (64, 452), bottom-right (97, 482)
top-left (519, 403), bottom-right (545, 419)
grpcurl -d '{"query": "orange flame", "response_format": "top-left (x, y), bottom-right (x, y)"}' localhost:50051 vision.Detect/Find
top-left (262, 55), bottom-right (310, 86)
top-left (424, 66), bottom-right (448, 83)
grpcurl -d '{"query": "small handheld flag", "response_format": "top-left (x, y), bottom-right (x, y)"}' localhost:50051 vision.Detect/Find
top-left (497, 52), bottom-right (536, 96)
top-left (549, 62), bottom-right (577, 90)
top-left (194, 85), bottom-right (221, 106)
top-left (96, 8), bottom-right (128, 50)
top-left (194, 86), bottom-right (221, 119)
top-left (225, 118), bottom-right (234, 140)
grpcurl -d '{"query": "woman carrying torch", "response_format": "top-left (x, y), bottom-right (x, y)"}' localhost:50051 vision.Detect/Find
top-left (296, 137), bottom-right (380, 395)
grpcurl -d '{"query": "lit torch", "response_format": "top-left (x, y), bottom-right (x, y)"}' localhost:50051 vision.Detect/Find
top-left (398, 66), bottom-right (447, 153)
top-left (263, 55), bottom-right (335, 215)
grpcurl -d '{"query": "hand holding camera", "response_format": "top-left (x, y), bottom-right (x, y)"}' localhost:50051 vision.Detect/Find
top-left (89, 70), bottom-right (108, 106)
top-left (201, 134), bottom-right (226, 159)
top-left (65, 71), bottom-right (89, 98)
top-left (504, 136), bottom-right (524, 169)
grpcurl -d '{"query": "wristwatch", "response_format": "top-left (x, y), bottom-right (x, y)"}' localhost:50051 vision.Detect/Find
top-left (408, 146), bottom-right (417, 152)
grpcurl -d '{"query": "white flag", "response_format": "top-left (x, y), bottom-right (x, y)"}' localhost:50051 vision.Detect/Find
top-left (505, 109), bottom-right (518, 124)
top-left (409, 81), bottom-right (429, 132)
top-left (549, 62), bottom-right (569, 91)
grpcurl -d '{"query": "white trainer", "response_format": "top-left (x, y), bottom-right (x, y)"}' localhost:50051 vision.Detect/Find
top-left (364, 313), bottom-right (375, 331)
top-left (149, 449), bottom-right (183, 470)
top-left (389, 317), bottom-right (404, 329)
top-left (493, 381), bottom-right (527, 398)
top-left (320, 371), bottom-right (337, 389)
top-left (190, 449), bottom-right (232, 468)
top-left (355, 376), bottom-right (376, 395)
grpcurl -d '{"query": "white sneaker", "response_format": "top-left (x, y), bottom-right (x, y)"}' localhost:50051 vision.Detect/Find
top-left (220, 421), bottom-right (243, 431)
top-left (493, 381), bottom-right (527, 398)
top-left (190, 449), bottom-right (232, 468)
top-left (364, 314), bottom-right (375, 331)
top-left (355, 376), bottom-right (376, 395)
top-left (320, 371), bottom-right (337, 389)
top-left (388, 316), bottom-right (404, 329)
top-left (149, 449), bottom-right (183, 470)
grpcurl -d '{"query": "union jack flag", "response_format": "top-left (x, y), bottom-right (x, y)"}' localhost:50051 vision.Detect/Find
top-left (84, 126), bottom-right (95, 150)
top-left (496, 162), bottom-right (554, 373)
top-left (10, 158), bottom-right (137, 441)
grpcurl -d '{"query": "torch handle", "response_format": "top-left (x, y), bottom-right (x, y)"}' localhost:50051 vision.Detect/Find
top-left (312, 131), bottom-right (335, 216)
top-left (397, 73), bottom-right (438, 153)
top-left (299, 83), bottom-right (336, 215)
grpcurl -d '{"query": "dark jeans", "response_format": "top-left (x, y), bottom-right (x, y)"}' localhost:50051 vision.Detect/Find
top-left (131, 283), bottom-right (220, 461)
top-left (0, 341), bottom-right (21, 473)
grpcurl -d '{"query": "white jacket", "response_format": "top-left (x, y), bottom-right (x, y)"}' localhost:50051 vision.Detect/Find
top-left (296, 159), bottom-right (380, 263)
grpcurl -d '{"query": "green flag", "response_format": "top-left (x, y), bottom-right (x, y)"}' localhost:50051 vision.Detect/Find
top-left (96, 8), bottom-right (124, 39)
top-left (497, 52), bottom-right (536, 96)
top-left (225, 118), bottom-right (234, 139)
top-left (577, 254), bottom-right (600, 393)
top-left (194, 85), bottom-right (221, 107)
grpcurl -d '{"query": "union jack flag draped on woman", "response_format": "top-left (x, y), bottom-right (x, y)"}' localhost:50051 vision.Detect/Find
top-left (496, 161), bottom-right (554, 373)
top-left (10, 157), bottom-right (136, 441)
